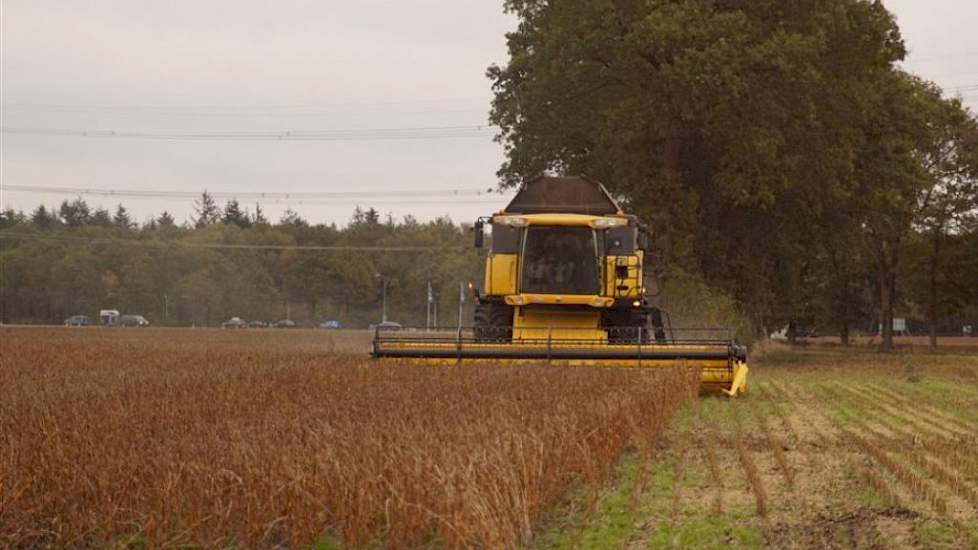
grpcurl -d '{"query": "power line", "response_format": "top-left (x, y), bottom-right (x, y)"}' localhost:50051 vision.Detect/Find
top-left (1, 185), bottom-right (511, 207)
top-left (0, 125), bottom-right (498, 142)
top-left (3, 184), bottom-right (502, 200)
top-left (1, 105), bottom-right (486, 119)
top-left (1, 96), bottom-right (488, 113)
top-left (902, 51), bottom-right (978, 64)
top-left (917, 69), bottom-right (978, 80)
top-left (949, 84), bottom-right (978, 92)
top-left (3, 197), bottom-right (505, 207)
top-left (0, 231), bottom-right (471, 252)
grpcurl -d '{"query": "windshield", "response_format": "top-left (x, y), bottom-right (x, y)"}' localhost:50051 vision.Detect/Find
top-left (521, 226), bottom-right (600, 295)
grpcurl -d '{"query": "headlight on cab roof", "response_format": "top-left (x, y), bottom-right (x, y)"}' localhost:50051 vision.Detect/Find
top-left (494, 215), bottom-right (529, 227)
top-left (590, 217), bottom-right (628, 229)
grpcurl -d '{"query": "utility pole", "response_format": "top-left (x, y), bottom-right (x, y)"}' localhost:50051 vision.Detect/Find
top-left (374, 273), bottom-right (389, 323)
top-left (163, 294), bottom-right (169, 322)
top-left (426, 281), bottom-right (433, 330)
top-left (457, 282), bottom-right (465, 329)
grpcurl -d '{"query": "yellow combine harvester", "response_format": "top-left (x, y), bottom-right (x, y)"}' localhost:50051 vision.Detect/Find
top-left (372, 176), bottom-right (748, 396)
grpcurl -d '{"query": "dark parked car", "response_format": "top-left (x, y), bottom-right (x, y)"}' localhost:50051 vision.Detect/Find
top-left (275, 319), bottom-right (297, 329)
top-left (117, 314), bottom-right (149, 327)
top-left (64, 315), bottom-right (91, 326)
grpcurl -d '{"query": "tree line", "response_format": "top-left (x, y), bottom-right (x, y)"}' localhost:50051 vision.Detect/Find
top-left (3, 1), bottom-right (978, 348)
top-left (487, 0), bottom-right (978, 350)
top-left (0, 196), bottom-right (481, 328)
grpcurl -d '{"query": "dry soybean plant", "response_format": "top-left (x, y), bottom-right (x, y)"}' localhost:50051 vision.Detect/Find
top-left (0, 328), bottom-right (697, 549)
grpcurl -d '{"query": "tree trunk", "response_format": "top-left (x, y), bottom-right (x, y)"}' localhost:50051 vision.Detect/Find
top-left (840, 268), bottom-right (851, 346)
top-left (879, 265), bottom-right (894, 352)
top-left (876, 236), bottom-right (902, 352)
top-left (928, 230), bottom-right (941, 353)
top-left (787, 319), bottom-right (797, 345)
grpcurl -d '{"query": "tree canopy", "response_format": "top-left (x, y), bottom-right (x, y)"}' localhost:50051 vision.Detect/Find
top-left (488, 0), bottom-right (978, 344)
top-left (0, 201), bottom-right (481, 328)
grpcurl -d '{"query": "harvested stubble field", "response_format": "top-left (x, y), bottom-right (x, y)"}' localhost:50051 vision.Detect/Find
top-left (536, 344), bottom-right (978, 549)
top-left (0, 327), bottom-right (697, 549)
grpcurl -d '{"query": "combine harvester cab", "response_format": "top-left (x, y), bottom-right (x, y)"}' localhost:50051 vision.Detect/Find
top-left (371, 176), bottom-right (748, 397)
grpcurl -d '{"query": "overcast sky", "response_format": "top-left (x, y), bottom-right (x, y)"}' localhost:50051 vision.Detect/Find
top-left (2, 1), bottom-right (976, 227)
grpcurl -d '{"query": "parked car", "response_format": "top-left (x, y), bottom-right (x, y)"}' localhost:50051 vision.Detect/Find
top-left (769, 323), bottom-right (817, 341)
top-left (248, 320), bottom-right (269, 328)
top-left (369, 321), bottom-right (402, 332)
top-left (117, 314), bottom-right (150, 327)
top-left (99, 309), bottom-right (120, 325)
top-left (64, 315), bottom-right (91, 326)
top-left (275, 319), bottom-right (297, 329)
top-left (319, 320), bottom-right (341, 329)
top-left (222, 317), bottom-right (247, 329)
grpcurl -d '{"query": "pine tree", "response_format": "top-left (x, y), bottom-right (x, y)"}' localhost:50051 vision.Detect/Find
top-left (280, 208), bottom-right (307, 226)
top-left (365, 207), bottom-right (380, 225)
top-left (91, 208), bottom-right (113, 227)
top-left (253, 203), bottom-right (268, 226)
top-left (0, 208), bottom-right (25, 229)
top-left (222, 198), bottom-right (251, 228)
top-left (113, 204), bottom-right (134, 228)
top-left (157, 211), bottom-right (176, 227)
top-left (351, 206), bottom-right (366, 225)
top-left (193, 191), bottom-right (219, 228)
top-left (59, 197), bottom-right (91, 227)
top-left (30, 205), bottom-right (57, 228)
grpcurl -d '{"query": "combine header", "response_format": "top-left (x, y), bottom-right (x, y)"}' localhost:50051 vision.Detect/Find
top-left (372, 176), bottom-right (748, 396)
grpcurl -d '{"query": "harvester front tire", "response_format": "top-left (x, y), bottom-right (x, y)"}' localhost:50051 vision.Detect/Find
top-left (474, 302), bottom-right (513, 342)
top-left (603, 308), bottom-right (659, 344)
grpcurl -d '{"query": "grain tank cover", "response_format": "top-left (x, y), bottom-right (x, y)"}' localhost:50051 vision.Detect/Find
top-left (503, 176), bottom-right (622, 215)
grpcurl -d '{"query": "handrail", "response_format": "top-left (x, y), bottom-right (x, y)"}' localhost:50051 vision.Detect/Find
top-left (546, 327), bottom-right (552, 363)
top-left (456, 326), bottom-right (463, 364)
top-left (372, 325), bottom-right (739, 350)
top-left (637, 326), bottom-right (643, 368)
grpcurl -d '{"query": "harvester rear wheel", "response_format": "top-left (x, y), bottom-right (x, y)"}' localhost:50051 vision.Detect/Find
top-left (474, 301), bottom-right (513, 342)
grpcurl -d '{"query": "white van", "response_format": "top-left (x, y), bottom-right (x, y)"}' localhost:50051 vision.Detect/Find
top-left (99, 310), bottom-right (120, 325)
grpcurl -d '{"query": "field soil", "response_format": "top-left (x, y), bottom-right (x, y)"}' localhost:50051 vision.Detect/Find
top-left (804, 335), bottom-right (978, 352)
top-left (536, 345), bottom-right (978, 549)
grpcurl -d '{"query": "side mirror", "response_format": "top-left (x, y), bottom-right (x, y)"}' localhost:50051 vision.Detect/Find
top-left (473, 220), bottom-right (484, 248)
top-left (643, 273), bottom-right (662, 297)
top-left (638, 231), bottom-right (650, 250)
